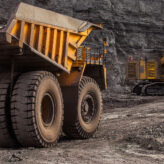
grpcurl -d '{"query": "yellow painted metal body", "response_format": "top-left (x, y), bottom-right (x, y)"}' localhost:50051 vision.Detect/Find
top-left (138, 60), bottom-right (146, 79)
top-left (59, 62), bottom-right (107, 90)
top-left (126, 61), bottom-right (138, 80)
top-left (3, 3), bottom-right (102, 73)
top-left (8, 20), bottom-right (94, 72)
top-left (72, 47), bottom-right (104, 67)
top-left (7, 19), bottom-right (94, 72)
top-left (127, 59), bottom-right (159, 80)
top-left (0, 3), bottom-right (107, 90)
top-left (160, 56), bottom-right (164, 79)
top-left (70, 46), bottom-right (107, 90)
top-left (146, 61), bottom-right (157, 79)
top-left (104, 67), bottom-right (107, 89)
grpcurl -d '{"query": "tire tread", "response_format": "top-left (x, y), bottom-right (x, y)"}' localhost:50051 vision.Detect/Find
top-left (0, 73), bottom-right (18, 147)
top-left (11, 71), bottom-right (63, 147)
top-left (64, 76), bottom-right (102, 139)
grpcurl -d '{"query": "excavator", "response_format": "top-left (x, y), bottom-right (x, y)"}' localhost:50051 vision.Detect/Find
top-left (126, 55), bottom-right (164, 96)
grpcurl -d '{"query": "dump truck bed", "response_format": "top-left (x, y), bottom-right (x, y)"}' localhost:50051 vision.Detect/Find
top-left (0, 3), bottom-right (102, 73)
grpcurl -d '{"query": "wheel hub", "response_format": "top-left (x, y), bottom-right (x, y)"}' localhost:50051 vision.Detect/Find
top-left (41, 93), bottom-right (55, 127)
top-left (81, 94), bottom-right (95, 123)
top-left (83, 103), bottom-right (89, 115)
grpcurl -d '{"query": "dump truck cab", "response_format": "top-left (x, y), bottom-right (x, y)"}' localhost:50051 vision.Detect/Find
top-left (0, 3), bottom-right (107, 148)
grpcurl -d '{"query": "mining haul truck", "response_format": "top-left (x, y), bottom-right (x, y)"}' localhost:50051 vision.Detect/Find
top-left (0, 3), bottom-right (107, 147)
top-left (126, 56), bottom-right (164, 96)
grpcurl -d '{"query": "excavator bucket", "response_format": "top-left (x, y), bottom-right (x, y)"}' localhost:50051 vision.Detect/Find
top-left (0, 3), bottom-right (102, 73)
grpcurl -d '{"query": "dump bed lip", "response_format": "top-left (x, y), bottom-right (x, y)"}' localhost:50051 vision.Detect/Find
top-left (8, 2), bottom-right (102, 33)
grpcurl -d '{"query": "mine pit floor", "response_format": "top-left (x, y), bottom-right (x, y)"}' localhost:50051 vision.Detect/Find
top-left (0, 94), bottom-right (164, 164)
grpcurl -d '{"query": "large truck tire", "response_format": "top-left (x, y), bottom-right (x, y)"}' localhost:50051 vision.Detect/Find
top-left (63, 76), bottom-right (102, 139)
top-left (11, 71), bottom-right (63, 147)
top-left (0, 73), bottom-right (18, 147)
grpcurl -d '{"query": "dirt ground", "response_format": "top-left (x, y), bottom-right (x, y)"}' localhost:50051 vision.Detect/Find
top-left (0, 94), bottom-right (164, 164)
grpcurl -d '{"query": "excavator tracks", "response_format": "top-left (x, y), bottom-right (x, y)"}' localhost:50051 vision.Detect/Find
top-left (143, 82), bottom-right (164, 96)
top-left (133, 82), bottom-right (164, 96)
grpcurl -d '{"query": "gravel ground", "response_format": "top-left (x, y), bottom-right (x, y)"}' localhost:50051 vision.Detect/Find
top-left (0, 94), bottom-right (164, 164)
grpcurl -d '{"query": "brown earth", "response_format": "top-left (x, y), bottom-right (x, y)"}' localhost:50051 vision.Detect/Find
top-left (0, 94), bottom-right (164, 164)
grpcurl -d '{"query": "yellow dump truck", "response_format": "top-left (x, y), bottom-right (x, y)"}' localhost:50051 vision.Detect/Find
top-left (126, 56), bottom-right (164, 95)
top-left (0, 3), bottom-right (107, 147)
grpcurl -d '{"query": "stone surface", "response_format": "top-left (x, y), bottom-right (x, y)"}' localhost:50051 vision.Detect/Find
top-left (0, 0), bottom-right (163, 93)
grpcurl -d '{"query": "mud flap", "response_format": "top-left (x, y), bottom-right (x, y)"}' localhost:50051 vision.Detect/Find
top-left (61, 85), bottom-right (79, 125)
top-left (58, 69), bottom-right (84, 125)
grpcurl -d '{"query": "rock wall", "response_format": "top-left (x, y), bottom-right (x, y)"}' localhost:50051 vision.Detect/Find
top-left (0, 0), bottom-right (164, 93)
